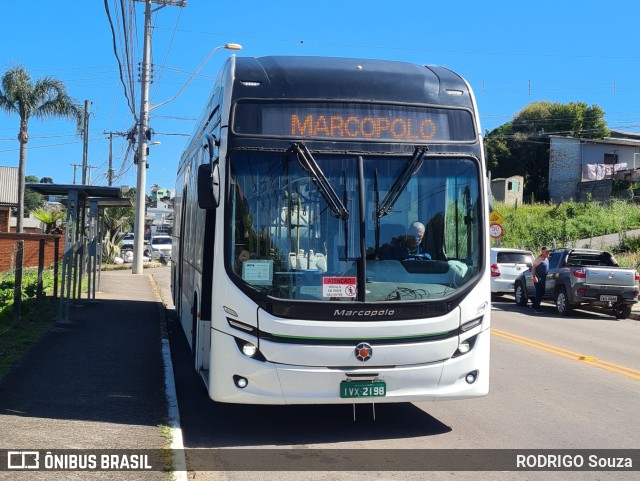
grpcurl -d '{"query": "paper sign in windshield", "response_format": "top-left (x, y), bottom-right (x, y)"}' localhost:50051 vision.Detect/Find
top-left (323, 277), bottom-right (357, 298)
top-left (242, 260), bottom-right (273, 285)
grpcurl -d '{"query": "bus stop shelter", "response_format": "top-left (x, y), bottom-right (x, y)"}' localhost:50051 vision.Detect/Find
top-left (25, 183), bottom-right (132, 321)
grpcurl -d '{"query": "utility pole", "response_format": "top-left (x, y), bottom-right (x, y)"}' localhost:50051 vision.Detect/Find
top-left (82, 100), bottom-right (91, 185)
top-left (107, 132), bottom-right (113, 186)
top-left (86, 165), bottom-right (99, 185)
top-left (132, 0), bottom-right (187, 274)
top-left (70, 163), bottom-right (83, 184)
top-left (104, 130), bottom-right (130, 186)
top-left (132, 0), bottom-right (152, 274)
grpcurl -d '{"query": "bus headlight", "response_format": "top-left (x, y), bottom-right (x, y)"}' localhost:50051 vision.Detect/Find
top-left (453, 334), bottom-right (478, 358)
top-left (458, 340), bottom-right (471, 354)
top-left (242, 342), bottom-right (258, 358)
top-left (233, 338), bottom-right (266, 362)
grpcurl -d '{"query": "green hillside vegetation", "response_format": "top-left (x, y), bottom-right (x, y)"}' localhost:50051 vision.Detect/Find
top-left (493, 200), bottom-right (640, 268)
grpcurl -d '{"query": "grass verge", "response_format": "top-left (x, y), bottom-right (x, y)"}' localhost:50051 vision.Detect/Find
top-left (0, 262), bottom-right (165, 383)
top-left (0, 296), bottom-right (58, 382)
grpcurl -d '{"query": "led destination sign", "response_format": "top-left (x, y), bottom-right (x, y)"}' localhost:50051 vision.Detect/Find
top-left (233, 102), bottom-right (475, 142)
top-left (290, 114), bottom-right (437, 141)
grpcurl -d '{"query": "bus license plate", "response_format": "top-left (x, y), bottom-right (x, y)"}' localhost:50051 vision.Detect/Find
top-left (340, 380), bottom-right (386, 398)
top-left (600, 295), bottom-right (617, 302)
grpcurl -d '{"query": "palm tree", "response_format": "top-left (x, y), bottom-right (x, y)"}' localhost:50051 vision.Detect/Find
top-left (0, 65), bottom-right (82, 232)
top-left (31, 207), bottom-right (66, 234)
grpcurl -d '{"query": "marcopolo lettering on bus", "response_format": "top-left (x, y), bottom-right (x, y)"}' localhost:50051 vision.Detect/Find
top-left (333, 309), bottom-right (395, 317)
top-left (291, 114), bottom-right (437, 141)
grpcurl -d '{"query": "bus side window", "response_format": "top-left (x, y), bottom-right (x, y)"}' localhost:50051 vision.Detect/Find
top-left (186, 159), bottom-right (198, 264)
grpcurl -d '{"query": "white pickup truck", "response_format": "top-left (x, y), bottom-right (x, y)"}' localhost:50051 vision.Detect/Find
top-left (514, 248), bottom-right (639, 319)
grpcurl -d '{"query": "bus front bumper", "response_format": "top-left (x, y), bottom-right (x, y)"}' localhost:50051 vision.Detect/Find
top-left (208, 328), bottom-right (490, 405)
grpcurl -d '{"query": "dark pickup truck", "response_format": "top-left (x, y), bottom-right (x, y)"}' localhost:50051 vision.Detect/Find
top-left (514, 248), bottom-right (639, 319)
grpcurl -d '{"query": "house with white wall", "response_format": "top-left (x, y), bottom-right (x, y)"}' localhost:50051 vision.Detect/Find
top-left (549, 135), bottom-right (640, 202)
top-left (146, 199), bottom-right (174, 235)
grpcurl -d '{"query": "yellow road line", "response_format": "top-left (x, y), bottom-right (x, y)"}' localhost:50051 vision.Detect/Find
top-left (492, 328), bottom-right (640, 381)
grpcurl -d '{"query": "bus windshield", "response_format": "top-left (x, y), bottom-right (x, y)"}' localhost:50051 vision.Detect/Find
top-left (228, 150), bottom-right (482, 302)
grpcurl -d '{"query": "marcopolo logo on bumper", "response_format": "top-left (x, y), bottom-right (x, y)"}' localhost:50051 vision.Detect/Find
top-left (355, 342), bottom-right (373, 362)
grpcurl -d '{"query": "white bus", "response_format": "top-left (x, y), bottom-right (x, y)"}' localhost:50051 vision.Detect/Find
top-left (172, 56), bottom-right (490, 404)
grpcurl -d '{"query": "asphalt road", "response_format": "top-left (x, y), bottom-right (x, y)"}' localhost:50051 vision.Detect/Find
top-left (153, 268), bottom-right (640, 481)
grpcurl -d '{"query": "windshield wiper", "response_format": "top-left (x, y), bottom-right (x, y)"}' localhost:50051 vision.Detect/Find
top-left (377, 146), bottom-right (428, 218)
top-left (374, 168), bottom-right (381, 257)
top-left (292, 143), bottom-right (349, 220)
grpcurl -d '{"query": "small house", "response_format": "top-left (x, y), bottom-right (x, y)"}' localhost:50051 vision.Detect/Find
top-left (491, 175), bottom-right (524, 206)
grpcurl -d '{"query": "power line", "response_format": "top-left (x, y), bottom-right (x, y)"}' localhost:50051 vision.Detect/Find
top-left (150, 4), bottom-right (183, 102)
top-left (119, 0), bottom-right (136, 109)
top-left (103, 0), bottom-right (137, 119)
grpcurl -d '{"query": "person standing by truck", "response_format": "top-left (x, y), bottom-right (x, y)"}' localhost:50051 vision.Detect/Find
top-left (531, 246), bottom-right (551, 313)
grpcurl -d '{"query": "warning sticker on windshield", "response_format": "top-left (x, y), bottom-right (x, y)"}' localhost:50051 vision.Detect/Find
top-left (323, 277), bottom-right (357, 298)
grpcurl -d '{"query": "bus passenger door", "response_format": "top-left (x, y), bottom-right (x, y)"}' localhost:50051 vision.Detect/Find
top-left (193, 134), bottom-right (220, 379)
top-left (177, 185), bottom-right (187, 324)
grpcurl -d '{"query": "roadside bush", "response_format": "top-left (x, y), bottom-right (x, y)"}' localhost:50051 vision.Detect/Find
top-left (0, 281), bottom-right (13, 307)
top-left (495, 199), bottom-right (640, 252)
top-left (0, 268), bottom-right (58, 309)
top-left (616, 233), bottom-right (640, 253)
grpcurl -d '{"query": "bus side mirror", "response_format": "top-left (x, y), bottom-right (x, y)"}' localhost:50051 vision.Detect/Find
top-left (197, 162), bottom-right (220, 209)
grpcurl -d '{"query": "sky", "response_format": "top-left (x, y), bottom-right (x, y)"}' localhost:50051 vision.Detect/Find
top-left (1, 0), bottom-right (639, 194)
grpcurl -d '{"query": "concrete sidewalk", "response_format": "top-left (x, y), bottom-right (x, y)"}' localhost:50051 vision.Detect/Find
top-left (0, 269), bottom-right (169, 480)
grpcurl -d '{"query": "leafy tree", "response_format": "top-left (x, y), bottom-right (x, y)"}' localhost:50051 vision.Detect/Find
top-left (0, 65), bottom-right (82, 232)
top-left (24, 175), bottom-right (44, 215)
top-left (486, 101), bottom-right (609, 202)
top-left (101, 188), bottom-right (136, 261)
top-left (511, 101), bottom-right (609, 138)
top-left (103, 188), bottom-right (136, 237)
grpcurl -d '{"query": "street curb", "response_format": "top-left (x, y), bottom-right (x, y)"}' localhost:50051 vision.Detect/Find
top-left (150, 275), bottom-right (188, 481)
top-left (162, 339), bottom-right (188, 481)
